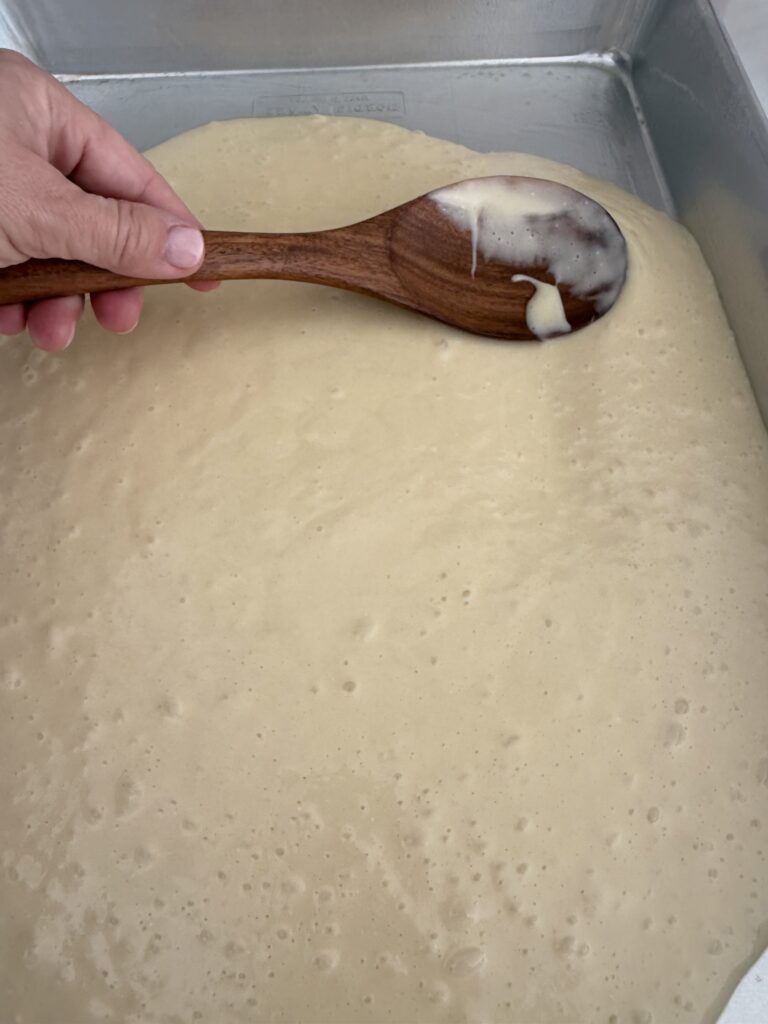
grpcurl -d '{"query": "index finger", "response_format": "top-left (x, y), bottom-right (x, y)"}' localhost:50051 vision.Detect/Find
top-left (53, 94), bottom-right (199, 222)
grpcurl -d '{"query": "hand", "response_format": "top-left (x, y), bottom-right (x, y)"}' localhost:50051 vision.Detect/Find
top-left (0, 49), bottom-right (217, 352)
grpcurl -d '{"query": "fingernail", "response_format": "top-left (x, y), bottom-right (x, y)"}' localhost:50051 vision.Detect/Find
top-left (30, 322), bottom-right (75, 352)
top-left (115, 322), bottom-right (139, 336)
top-left (164, 226), bottom-right (204, 270)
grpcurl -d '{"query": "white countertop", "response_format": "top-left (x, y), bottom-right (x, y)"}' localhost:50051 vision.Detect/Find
top-left (712, 0), bottom-right (768, 111)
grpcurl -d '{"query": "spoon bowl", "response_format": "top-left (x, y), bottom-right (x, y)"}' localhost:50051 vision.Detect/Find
top-left (390, 176), bottom-right (627, 339)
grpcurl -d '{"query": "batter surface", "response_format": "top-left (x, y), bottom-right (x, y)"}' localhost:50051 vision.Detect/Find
top-left (1, 116), bottom-right (768, 1024)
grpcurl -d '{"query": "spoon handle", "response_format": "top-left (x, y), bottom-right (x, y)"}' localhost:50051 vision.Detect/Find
top-left (0, 218), bottom-right (404, 306)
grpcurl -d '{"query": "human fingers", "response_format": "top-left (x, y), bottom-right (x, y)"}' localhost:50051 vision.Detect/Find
top-left (26, 294), bottom-right (85, 352)
top-left (0, 303), bottom-right (27, 336)
top-left (90, 287), bottom-right (145, 334)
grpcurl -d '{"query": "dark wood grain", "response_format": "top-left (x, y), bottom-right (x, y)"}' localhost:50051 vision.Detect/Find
top-left (388, 194), bottom-right (606, 340)
top-left (0, 178), bottom-right (627, 341)
top-left (0, 218), bottom-right (405, 305)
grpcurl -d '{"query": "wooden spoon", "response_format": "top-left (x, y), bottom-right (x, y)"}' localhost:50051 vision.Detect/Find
top-left (0, 176), bottom-right (627, 341)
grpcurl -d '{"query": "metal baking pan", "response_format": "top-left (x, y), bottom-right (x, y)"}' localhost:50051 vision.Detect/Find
top-left (2, 0), bottom-right (767, 428)
top-left (2, 0), bottom-right (767, 422)
top-left (2, 0), bottom-right (767, 1019)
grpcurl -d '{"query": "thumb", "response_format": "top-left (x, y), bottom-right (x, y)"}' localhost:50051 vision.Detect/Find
top-left (35, 183), bottom-right (205, 279)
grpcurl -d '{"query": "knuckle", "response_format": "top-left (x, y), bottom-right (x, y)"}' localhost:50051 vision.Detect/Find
top-left (0, 49), bottom-right (49, 104)
top-left (0, 157), bottom-right (54, 263)
top-left (0, 143), bottom-right (83, 262)
top-left (27, 191), bottom-right (82, 260)
top-left (0, 200), bottom-right (29, 265)
top-left (111, 199), bottom-right (152, 269)
top-left (0, 48), bottom-right (31, 70)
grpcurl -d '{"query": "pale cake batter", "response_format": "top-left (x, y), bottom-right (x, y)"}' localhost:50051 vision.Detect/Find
top-left (1, 116), bottom-right (768, 1024)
